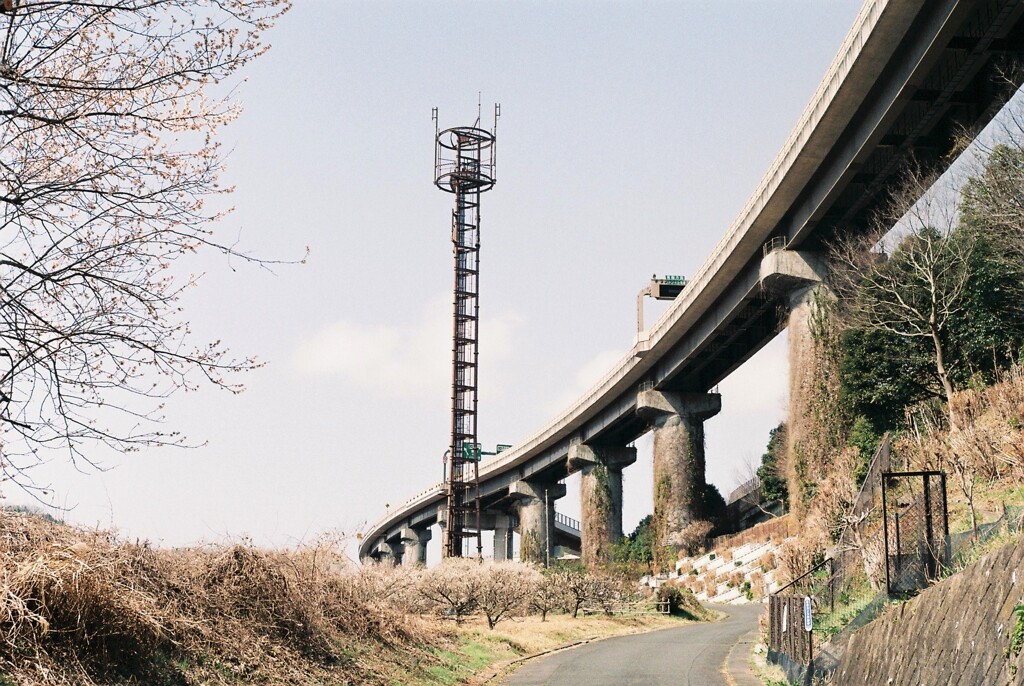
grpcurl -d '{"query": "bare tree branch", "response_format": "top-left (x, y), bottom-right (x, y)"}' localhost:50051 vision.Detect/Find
top-left (0, 1), bottom-right (293, 493)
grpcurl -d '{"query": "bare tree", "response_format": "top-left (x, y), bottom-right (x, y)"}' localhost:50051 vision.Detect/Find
top-left (553, 565), bottom-right (590, 619)
top-left (476, 562), bottom-right (540, 630)
top-left (830, 168), bottom-right (975, 426)
top-left (417, 558), bottom-right (480, 624)
top-left (0, 1), bottom-right (291, 493)
top-left (587, 573), bottom-right (630, 616)
top-left (961, 144), bottom-right (1024, 260)
top-left (529, 570), bottom-right (566, 622)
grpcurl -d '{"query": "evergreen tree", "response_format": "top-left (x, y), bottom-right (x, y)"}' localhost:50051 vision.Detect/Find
top-left (757, 423), bottom-right (789, 508)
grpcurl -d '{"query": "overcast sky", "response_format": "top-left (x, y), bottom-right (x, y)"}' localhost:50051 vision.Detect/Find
top-left (5, 0), bottom-right (865, 558)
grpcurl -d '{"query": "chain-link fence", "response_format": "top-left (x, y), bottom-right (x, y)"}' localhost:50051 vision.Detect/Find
top-left (767, 437), bottom-right (893, 683)
top-left (881, 471), bottom-right (949, 595)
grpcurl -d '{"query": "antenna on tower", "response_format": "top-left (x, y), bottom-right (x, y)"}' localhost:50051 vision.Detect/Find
top-left (433, 105), bottom-right (498, 559)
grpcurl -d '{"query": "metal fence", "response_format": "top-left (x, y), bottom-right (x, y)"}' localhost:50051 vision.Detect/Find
top-left (554, 511), bottom-right (580, 532)
top-left (767, 594), bottom-right (812, 665)
top-left (882, 471), bottom-right (949, 595)
top-left (767, 436), bottom-right (893, 682)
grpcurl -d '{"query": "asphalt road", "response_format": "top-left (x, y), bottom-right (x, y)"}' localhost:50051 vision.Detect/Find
top-left (501, 604), bottom-right (763, 686)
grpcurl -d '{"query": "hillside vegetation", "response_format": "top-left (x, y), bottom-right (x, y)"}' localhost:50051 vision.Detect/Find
top-left (0, 511), bottom-right (442, 685)
top-left (765, 133), bottom-right (1024, 572)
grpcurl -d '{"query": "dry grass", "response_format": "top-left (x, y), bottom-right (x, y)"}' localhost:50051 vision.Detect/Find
top-left (0, 511), bottom-right (438, 685)
top-left (750, 572), bottom-right (766, 598)
top-left (711, 514), bottom-right (794, 553)
top-left (775, 537), bottom-right (820, 588)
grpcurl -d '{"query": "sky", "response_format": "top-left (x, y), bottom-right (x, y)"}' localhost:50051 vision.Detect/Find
top-left (4, 0), bottom-right (866, 558)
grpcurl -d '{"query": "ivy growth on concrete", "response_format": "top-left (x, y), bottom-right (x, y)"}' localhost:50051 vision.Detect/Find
top-left (1008, 603), bottom-right (1024, 678)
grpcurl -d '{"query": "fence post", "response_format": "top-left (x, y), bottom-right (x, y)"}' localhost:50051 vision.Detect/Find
top-left (923, 474), bottom-right (935, 578)
top-left (882, 475), bottom-right (891, 595)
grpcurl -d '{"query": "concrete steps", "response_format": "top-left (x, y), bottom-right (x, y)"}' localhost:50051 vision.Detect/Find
top-left (674, 533), bottom-right (789, 605)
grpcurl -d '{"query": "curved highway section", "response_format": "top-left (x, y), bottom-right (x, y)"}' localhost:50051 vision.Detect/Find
top-left (361, 0), bottom-right (1024, 562)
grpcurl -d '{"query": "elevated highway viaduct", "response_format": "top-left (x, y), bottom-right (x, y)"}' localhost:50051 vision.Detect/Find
top-left (360, 0), bottom-right (1024, 566)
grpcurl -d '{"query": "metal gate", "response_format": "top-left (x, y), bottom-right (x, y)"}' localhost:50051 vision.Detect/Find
top-left (881, 471), bottom-right (949, 595)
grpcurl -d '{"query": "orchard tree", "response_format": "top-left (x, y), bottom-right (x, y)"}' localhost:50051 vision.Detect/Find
top-left (529, 569), bottom-right (567, 621)
top-left (0, 0), bottom-right (290, 492)
top-left (476, 562), bottom-right (540, 629)
top-left (417, 558), bottom-right (481, 624)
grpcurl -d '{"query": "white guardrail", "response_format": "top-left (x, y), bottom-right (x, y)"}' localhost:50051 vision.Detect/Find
top-left (362, 0), bottom-right (892, 551)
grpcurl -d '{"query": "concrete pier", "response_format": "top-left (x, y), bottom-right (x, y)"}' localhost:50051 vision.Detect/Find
top-left (400, 526), bottom-right (431, 567)
top-left (568, 444), bottom-right (637, 567)
top-left (492, 514), bottom-right (514, 561)
top-left (509, 479), bottom-right (566, 565)
top-left (760, 248), bottom-right (828, 523)
top-left (377, 540), bottom-right (399, 565)
top-left (637, 390), bottom-right (721, 561)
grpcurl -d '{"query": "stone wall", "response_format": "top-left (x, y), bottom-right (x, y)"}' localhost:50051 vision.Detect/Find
top-left (834, 539), bottom-right (1024, 685)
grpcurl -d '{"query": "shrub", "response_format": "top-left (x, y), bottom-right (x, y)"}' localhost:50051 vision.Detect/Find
top-left (656, 582), bottom-right (710, 620)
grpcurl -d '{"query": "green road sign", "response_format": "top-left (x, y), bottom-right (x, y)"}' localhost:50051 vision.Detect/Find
top-left (496, 444), bottom-right (512, 453)
top-left (461, 441), bottom-right (482, 461)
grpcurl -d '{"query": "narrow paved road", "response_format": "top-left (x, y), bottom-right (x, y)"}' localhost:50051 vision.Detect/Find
top-left (501, 604), bottom-right (762, 686)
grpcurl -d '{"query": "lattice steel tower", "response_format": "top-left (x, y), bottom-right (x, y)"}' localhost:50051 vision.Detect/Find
top-left (433, 104), bottom-right (498, 558)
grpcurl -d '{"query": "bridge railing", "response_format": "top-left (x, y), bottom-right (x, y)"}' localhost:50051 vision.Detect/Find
top-left (555, 511), bottom-right (580, 532)
top-left (645, 0), bottom-right (886, 347)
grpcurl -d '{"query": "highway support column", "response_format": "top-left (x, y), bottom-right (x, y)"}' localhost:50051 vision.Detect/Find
top-left (637, 390), bottom-right (721, 565)
top-left (492, 514), bottom-right (514, 561)
top-left (377, 539), bottom-right (400, 566)
top-left (760, 247), bottom-right (829, 524)
top-left (568, 443), bottom-right (637, 568)
top-left (509, 479), bottom-right (567, 565)
top-left (399, 526), bottom-right (432, 567)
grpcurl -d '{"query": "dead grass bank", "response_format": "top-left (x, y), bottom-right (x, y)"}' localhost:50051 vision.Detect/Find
top-left (0, 510), bottom-right (440, 685)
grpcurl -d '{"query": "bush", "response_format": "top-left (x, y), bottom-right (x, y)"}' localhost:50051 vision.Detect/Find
top-left (656, 582), bottom-right (710, 620)
top-left (0, 513), bottom-right (430, 684)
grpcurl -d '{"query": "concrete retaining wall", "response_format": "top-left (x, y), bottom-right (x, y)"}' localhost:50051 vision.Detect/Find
top-left (834, 539), bottom-right (1024, 685)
